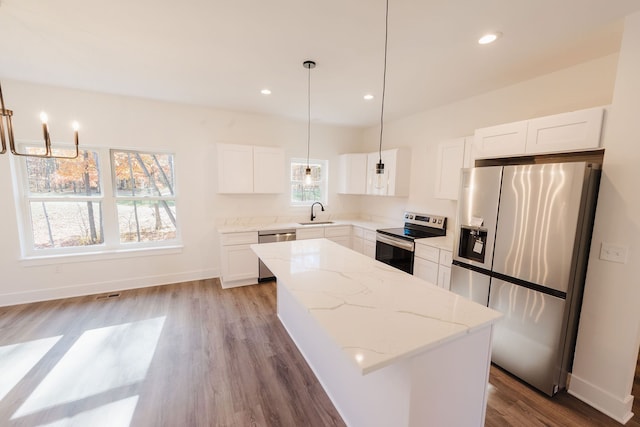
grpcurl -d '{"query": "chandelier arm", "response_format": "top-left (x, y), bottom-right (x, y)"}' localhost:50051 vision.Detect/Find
top-left (0, 118), bottom-right (6, 155)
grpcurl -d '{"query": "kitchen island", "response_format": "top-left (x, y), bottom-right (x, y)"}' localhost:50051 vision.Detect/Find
top-left (251, 239), bottom-right (502, 427)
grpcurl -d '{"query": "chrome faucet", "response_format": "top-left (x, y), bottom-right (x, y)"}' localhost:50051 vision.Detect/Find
top-left (310, 202), bottom-right (324, 221)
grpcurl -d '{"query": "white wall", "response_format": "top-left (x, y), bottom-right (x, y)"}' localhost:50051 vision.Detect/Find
top-left (358, 53), bottom-right (618, 230)
top-left (0, 80), bottom-right (362, 306)
top-left (569, 11), bottom-right (640, 424)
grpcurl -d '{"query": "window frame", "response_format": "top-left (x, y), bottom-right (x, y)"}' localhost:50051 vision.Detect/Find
top-left (12, 143), bottom-right (181, 260)
top-left (289, 157), bottom-right (328, 207)
top-left (110, 149), bottom-right (180, 247)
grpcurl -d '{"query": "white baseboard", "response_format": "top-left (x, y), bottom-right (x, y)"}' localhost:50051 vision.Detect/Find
top-left (0, 268), bottom-right (220, 307)
top-left (568, 373), bottom-right (634, 424)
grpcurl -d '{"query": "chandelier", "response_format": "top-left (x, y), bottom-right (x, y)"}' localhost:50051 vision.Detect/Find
top-left (0, 82), bottom-right (79, 159)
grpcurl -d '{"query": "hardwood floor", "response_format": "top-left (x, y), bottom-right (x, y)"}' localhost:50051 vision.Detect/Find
top-left (0, 279), bottom-right (637, 426)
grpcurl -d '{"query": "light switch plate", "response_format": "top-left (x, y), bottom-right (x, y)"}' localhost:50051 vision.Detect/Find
top-left (599, 242), bottom-right (628, 264)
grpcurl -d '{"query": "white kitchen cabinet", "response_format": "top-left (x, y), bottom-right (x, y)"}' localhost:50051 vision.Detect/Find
top-left (473, 107), bottom-right (604, 160)
top-left (414, 257), bottom-right (439, 284)
top-left (365, 148), bottom-right (411, 197)
top-left (438, 265), bottom-right (451, 289)
top-left (414, 243), bottom-right (452, 289)
top-left (351, 226), bottom-right (364, 253)
top-left (473, 120), bottom-right (528, 159)
top-left (363, 229), bottom-right (377, 258)
top-left (253, 146), bottom-right (285, 193)
top-left (338, 153), bottom-right (367, 194)
top-left (217, 144), bottom-right (254, 193)
top-left (219, 231), bottom-right (259, 288)
top-left (434, 137), bottom-right (472, 200)
top-left (324, 225), bottom-right (352, 248)
top-left (217, 143), bottom-right (284, 194)
top-left (296, 227), bottom-right (325, 240)
top-left (525, 107), bottom-right (603, 154)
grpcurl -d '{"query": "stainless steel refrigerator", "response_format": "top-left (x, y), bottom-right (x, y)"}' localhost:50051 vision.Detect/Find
top-left (450, 161), bottom-right (601, 396)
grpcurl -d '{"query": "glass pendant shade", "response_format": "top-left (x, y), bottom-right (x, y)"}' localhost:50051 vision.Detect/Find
top-left (305, 166), bottom-right (312, 185)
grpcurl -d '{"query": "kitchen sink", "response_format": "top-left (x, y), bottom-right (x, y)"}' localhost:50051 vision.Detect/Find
top-left (298, 221), bottom-right (334, 226)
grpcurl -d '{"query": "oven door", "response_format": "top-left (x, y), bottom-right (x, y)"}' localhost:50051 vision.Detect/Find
top-left (375, 233), bottom-right (415, 274)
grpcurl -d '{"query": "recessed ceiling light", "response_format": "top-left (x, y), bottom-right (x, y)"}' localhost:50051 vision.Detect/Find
top-left (478, 32), bottom-right (502, 45)
top-left (261, 89), bottom-right (271, 95)
top-left (364, 94), bottom-right (374, 100)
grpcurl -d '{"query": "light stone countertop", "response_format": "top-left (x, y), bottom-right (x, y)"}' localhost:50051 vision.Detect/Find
top-left (216, 218), bottom-right (401, 234)
top-left (251, 238), bottom-right (501, 375)
top-left (415, 235), bottom-right (456, 251)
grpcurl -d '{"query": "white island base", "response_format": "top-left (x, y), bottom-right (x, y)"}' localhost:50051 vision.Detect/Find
top-left (251, 239), bottom-right (500, 427)
top-left (279, 283), bottom-right (493, 427)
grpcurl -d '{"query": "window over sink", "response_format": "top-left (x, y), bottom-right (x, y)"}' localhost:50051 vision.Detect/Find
top-left (290, 158), bottom-right (328, 206)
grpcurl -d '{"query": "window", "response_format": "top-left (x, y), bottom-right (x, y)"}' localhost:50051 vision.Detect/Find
top-left (20, 147), bottom-right (103, 251)
top-left (111, 150), bottom-right (177, 244)
top-left (290, 158), bottom-right (328, 205)
top-left (14, 145), bottom-right (179, 258)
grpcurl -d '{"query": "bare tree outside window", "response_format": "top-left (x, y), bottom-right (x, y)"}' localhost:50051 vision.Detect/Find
top-left (111, 150), bottom-right (177, 243)
top-left (24, 148), bottom-right (103, 249)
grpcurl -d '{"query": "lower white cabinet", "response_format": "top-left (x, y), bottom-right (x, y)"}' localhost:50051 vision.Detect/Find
top-left (414, 257), bottom-right (439, 284)
top-left (414, 242), bottom-right (452, 289)
top-left (351, 226), bottom-right (364, 253)
top-left (296, 227), bottom-right (325, 240)
top-left (220, 231), bottom-right (259, 288)
top-left (363, 230), bottom-right (377, 258)
top-left (325, 225), bottom-right (352, 248)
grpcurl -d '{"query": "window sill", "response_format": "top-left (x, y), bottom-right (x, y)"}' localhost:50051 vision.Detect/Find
top-left (19, 245), bottom-right (184, 267)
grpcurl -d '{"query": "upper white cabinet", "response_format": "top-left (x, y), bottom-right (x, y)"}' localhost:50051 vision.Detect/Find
top-left (525, 107), bottom-right (604, 154)
top-left (217, 143), bottom-right (284, 194)
top-left (473, 107), bottom-right (604, 160)
top-left (253, 146), bottom-right (285, 193)
top-left (338, 148), bottom-right (410, 197)
top-left (338, 153), bottom-right (367, 194)
top-left (473, 120), bottom-right (528, 159)
top-left (366, 148), bottom-right (411, 197)
top-left (434, 137), bottom-right (473, 200)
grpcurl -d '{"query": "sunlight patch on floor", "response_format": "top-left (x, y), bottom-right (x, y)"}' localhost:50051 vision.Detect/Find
top-left (38, 396), bottom-right (139, 427)
top-left (0, 336), bottom-right (62, 401)
top-left (11, 316), bottom-right (166, 420)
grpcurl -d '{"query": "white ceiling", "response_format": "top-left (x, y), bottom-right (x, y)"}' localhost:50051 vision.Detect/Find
top-left (2, 0), bottom-right (640, 127)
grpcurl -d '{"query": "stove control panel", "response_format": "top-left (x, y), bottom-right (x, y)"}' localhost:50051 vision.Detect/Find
top-left (404, 211), bottom-right (447, 230)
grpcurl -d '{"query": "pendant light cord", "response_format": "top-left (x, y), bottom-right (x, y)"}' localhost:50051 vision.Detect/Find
top-left (307, 63), bottom-right (311, 169)
top-left (378, 0), bottom-right (389, 164)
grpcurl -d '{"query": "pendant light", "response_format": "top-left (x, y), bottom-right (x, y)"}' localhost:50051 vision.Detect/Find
top-left (375, 0), bottom-right (390, 189)
top-left (303, 60), bottom-right (316, 186)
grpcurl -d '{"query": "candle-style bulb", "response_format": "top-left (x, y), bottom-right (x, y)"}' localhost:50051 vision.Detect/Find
top-left (72, 121), bottom-right (79, 131)
top-left (40, 112), bottom-right (48, 124)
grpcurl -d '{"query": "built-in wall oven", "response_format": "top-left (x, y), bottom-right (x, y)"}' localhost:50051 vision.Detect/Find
top-left (376, 212), bottom-right (447, 274)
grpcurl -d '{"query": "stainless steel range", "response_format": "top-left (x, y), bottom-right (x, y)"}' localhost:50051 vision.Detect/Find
top-left (376, 212), bottom-right (447, 274)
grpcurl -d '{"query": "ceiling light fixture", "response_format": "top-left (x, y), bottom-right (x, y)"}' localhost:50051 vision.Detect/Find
top-left (0, 81), bottom-right (79, 159)
top-left (261, 88), bottom-right (271, 95)
top-left (303, 60), bottom-right (316, 186)
top-left (375, 0), bottom-right (390, 189)
top-left (478, 32), bottom-right (501, 45)
top-left (364, 94), bottom-right (374, 101)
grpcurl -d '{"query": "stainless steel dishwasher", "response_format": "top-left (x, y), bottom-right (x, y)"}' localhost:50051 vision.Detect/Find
top-left (258, 228), bottom-right (296, 281)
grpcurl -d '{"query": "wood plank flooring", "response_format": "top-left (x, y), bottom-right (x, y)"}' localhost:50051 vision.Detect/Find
top-left (0, 279), bottom-right (637, 426)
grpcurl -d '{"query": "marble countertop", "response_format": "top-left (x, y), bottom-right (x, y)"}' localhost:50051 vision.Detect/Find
top-left (251, 239), bottom-right (501, 375)
top-left (415, 235), bottom-right (455, 251)
top-left (217, 218), bottom-right (400, 234)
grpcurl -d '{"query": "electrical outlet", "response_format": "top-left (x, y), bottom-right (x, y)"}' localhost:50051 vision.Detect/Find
top-left (599, 243), bottom-right (628, 264)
